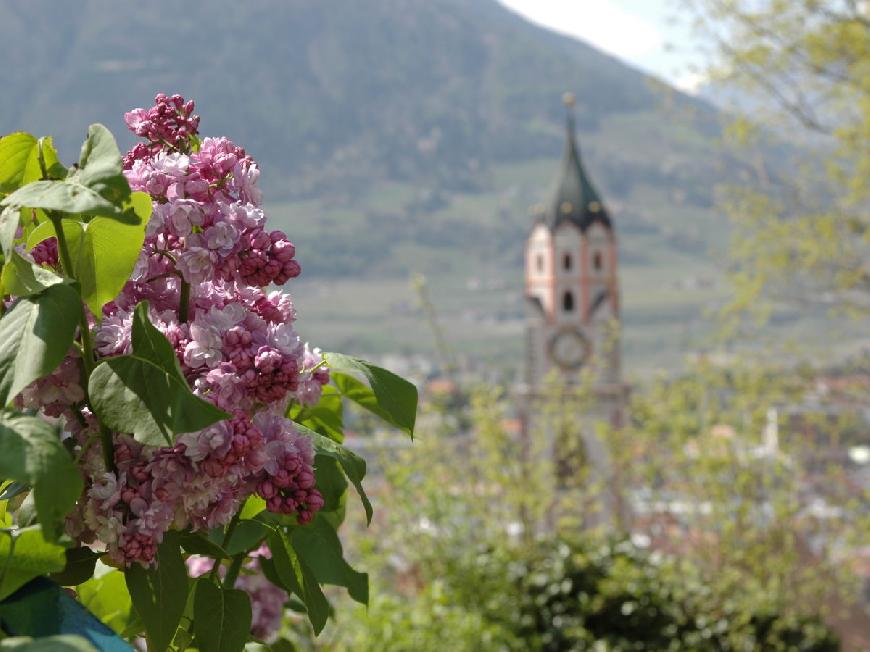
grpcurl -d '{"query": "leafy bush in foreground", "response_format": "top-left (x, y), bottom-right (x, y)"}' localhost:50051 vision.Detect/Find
top-left (0, 94), bottom-right (417, 650)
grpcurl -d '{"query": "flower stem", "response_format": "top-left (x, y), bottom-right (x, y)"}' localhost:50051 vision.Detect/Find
top-left (50, 214), bottom-right (75, 282)
top-left (179, 280), bottom-right (191, 323)
top-left (98, 424), bottom-right (116, 474)
top-left (223, 554), bottom-right (244, 589)
top-left (208, 511), bottom-right (241, 582)
top-left (222, 512), bottom-right (240, 549)
top-left (49, 212), bottom-right (116, 474)
top-left (48, 214), bottom-right (94, 379)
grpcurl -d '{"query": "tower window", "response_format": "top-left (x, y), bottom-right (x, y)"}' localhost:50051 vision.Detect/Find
top-left (536, 254), bottom-right (544, 273)
top-left (562, 290), bottom-right (574, 312)
top-left (563, 253), bottom-right (572, 271)
top-left (593, 251), bottom-right (603, 271)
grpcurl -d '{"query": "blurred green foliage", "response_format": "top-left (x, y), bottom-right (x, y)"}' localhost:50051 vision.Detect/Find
top-left (512, 539), bottom-right (838, 651)
top-left (684, 0), bottom-right (870, 325)
top-left (307, 535), bottom-right (841, 651)
top-left (277, 357), bottom-right (865, 650)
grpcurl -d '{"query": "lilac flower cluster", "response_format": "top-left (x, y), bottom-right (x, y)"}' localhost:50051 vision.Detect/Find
top-left (30, 236), bottom-right (58, 267)
top-left (123, 93), bottom-right (200, 165)
top-left (123, 133), bottom-right (299, 289)
top-left (19, 94), bottom-right (330, 569)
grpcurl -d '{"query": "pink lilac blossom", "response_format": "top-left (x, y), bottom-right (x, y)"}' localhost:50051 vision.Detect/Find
top-left (123, 157), bottom-right (300, 288)
top-left (17, 354), bottom-right (85, 418)
top-left (297, 345), bottom-right (330, 406)
top-left (122, 93), bottom-right (200, 166)
top-left (31, 237), bottom-right (59, 267)
top-left (17, 94), bottom-right (329, 574)
top-left (253, 412), bottom-right (323, 523)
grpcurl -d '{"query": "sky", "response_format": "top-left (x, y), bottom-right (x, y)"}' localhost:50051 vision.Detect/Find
top-left (498, 0), bottom-right (706, 93)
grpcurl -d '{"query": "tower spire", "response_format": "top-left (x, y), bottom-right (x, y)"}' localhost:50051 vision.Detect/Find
top-left (548, 92), bottom-right (610, 232)
top-left (561, 92), bottom-right (580, 170)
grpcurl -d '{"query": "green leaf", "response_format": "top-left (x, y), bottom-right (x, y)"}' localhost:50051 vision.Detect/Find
top-left (0, 251), bottom-right (66, 298)
top-left (256, 551), bottom-right (284, 590)
top-left (288, 384), bottom-right (344, 442)
top-left (331, 372), bottom-right (396, 429)
top-left (1, 125), bottom-right (131, 219)
top-left (0, 134), bottom-right (37, 193)
top-left (77, 567), bottom-right (135, 636)
top-left (320, 501), bottom-right (347, 530)
top-left (128, 301), bottom-right (184, 377)
top-left (243, 644), bottom-right (271, 652)
top-left (0, 414), bottom-right (82, 541)
top-left (264, 527), bottom-right (330, 635)
top-left (249, 640), bottom-right (295, 652)
top-left (71, 124), bottom-right (129, 207)
top-left (0, 207), bottom-right (20, 258)
top-left (1, 180), bottom-right (117, 218)
top-left (0, 283), bottom-right (80, 407)
top-left (172, 623), bottom-right (194, 652)
top-left (75, 207), bottom-right (149, 316)
top-left (49, 547), bottom-right (100, 587)
top-left (125, 533), bottom-right (189, 652)
top-left (177, 531), bottom-right (228, 558)
top-left (238, 495), bottom-right (266, 520)
top-left (325, 353), bottom-right (417, 438)
top-left (291, 515), bottom-right (368, 605)
top-left (21, 137), bottom-right (66, 185)
top-left (0, 526), bottom-right (66, 600)
top-left (27, 194), bottom-right (150, 315)
top-left (179, 519), bottom-right (267, 561)
top-left (88, 355), bottom-right (228, 446)
top-left (224, 520), bottom-right (268, 557)
top-left (88, 304), bottom-right (228, 445)
top-left (313, 455), bottom-right (348, 514)
top-left (192, 579), bottom-right (252, 652)
top-left (294, 422), bottom-right (373, 525)
top-left (0, 635), bottom-right (97, 651)
top-left (0, 135), bottom-right (63, 196)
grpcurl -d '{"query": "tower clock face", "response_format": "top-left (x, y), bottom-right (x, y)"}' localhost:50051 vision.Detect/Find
top-left (549, 328), bottom-right (590, 369)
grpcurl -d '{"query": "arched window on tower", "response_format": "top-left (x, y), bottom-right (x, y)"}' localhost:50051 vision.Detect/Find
top-left (563, 253), bottom-right (572, 271)
top-left (562, 290), bottom-right (574, 312)
top-left (536, 253), bottom-right (544, 273)
top-left (593, 251), bottom-right (603, 271)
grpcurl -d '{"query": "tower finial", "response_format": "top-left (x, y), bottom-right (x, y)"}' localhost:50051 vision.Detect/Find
top-left (562, 92), bottom-right (576, 136)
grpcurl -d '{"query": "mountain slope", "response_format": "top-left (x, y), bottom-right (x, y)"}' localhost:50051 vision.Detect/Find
top-left (0, 0), bottom-right (717, 195)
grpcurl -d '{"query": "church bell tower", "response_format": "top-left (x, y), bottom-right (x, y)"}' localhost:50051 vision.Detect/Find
top-left (524, 93), bottom-right (626, 427)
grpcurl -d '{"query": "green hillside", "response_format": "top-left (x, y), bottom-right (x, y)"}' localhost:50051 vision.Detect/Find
top-left (1, 0), bottom-right (859, 376)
